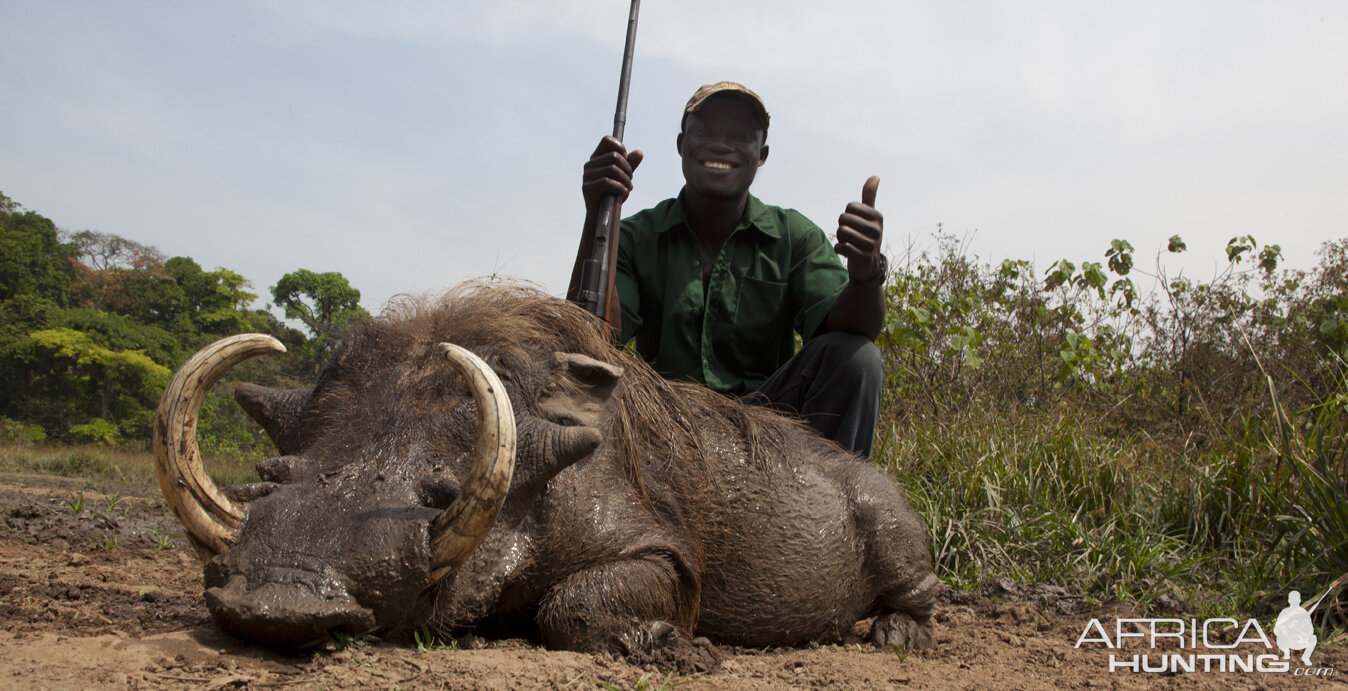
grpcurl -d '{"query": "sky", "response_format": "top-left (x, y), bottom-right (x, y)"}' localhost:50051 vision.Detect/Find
top-left (3, 1), bottom-right (1346, 315)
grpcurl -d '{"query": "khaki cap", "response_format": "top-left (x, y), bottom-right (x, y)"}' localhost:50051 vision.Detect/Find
top-left (682, 81), bottom-right (770, 130)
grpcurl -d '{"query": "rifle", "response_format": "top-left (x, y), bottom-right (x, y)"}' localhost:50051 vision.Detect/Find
top-left (575, 0), bottom-right (640, 340)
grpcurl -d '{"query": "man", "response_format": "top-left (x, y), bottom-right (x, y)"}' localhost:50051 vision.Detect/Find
top-left (569, 82), bottom-right (888, 457)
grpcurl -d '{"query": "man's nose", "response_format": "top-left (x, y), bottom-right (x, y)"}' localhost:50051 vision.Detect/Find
top-left (706, 136), bottom-right (734, 151)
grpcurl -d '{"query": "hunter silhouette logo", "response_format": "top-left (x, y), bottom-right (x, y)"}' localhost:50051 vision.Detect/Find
top-left (1274, 589), bottom-right (1324, 666)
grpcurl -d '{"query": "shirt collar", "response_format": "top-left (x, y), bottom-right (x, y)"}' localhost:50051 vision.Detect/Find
top-left (654, 190), bottom-right (781, 240)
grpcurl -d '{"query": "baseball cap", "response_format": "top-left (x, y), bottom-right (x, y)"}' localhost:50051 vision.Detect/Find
top-left (682, 81), bottom-right (770, 131)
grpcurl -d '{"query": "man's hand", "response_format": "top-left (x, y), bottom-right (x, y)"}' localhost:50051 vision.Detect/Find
top-left (834, 176), bottom-right (884, 283)
top-left (582, 136), bottom-right (645, 218)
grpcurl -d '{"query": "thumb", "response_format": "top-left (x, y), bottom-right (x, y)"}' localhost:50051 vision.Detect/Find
top-left (628, 149), bottom-right (645, 172)
top-left (861, 176), bottom-right (880, 208)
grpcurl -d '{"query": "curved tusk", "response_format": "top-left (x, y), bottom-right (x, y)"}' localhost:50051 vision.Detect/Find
top-left (154, 334), bottom-right (286, 558)
top-left (428, 343), bottom-right (517, 583)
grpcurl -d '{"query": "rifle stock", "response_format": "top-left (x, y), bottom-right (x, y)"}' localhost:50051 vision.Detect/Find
top-left (576, 194), bottom-right (623, 342)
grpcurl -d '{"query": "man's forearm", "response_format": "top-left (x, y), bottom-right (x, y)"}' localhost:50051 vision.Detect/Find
top-left (825, 280), bottom-right (886, 341)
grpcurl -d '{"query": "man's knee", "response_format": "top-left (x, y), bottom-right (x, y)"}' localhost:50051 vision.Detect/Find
top-left (804, 331), bottom-right (883, 389)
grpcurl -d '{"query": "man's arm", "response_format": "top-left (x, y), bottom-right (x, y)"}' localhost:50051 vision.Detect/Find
top-left (567, 136), bottom-right (644, 301)
top-left (825, 176), bottom-right (886, 340)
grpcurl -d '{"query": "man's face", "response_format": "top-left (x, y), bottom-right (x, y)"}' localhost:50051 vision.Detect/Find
top-left (677, 95), bottom-right (769, 202)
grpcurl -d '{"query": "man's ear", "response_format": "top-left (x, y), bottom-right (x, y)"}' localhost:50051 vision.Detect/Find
top-left (759, 143), bottom-right (770, 166)
top-left (676, 131), bottom-right (685, 157)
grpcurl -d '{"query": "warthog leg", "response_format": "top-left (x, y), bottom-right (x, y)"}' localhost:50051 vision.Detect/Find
top-left (842, 463), bottom-right (942, 651)
top-left (536, 547), bottom-right (719, 672)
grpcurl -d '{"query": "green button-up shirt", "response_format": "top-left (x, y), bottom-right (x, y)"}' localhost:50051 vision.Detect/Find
top-left (616, 191), bottom-right (848, 396)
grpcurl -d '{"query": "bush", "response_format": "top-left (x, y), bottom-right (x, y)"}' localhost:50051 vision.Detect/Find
top-left (880, 231), bottom-right (1347, 444)
top-left (0, 417), bottom-right (46, 445)
top-left (875, 231), bottom-right (1348, 622)
top-left (69, 417), bottom-right (121, 445)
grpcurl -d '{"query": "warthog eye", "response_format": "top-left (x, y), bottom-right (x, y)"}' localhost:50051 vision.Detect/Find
top-left (418, 476), bottom-right (461, 510)
top-left (256, 455), bottom-right (305, 483)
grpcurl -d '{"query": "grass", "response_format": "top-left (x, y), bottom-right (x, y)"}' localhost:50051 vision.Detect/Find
top-left (0, 441), bottom-right (259, 488)
top-left (877, 391), bottom-right (1348, 631)
top-left (414, 624), bottom-right (458, 652)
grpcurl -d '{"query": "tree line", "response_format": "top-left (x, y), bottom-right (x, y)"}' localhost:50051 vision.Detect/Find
top-left (5, 187), bottom-right (1345, 459)
top-left (0, 190), bottom-right (367, 453)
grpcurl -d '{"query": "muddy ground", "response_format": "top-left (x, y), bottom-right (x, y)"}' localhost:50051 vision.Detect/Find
top-left (1, 474), bottom-right (1343, 690)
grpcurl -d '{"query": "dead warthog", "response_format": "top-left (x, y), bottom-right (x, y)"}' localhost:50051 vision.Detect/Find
top-left (155, 282), bottom-right (939, 670)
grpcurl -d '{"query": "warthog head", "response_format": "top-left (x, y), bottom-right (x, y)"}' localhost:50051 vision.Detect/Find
top-left (154, 288), bottom-right (621, 645)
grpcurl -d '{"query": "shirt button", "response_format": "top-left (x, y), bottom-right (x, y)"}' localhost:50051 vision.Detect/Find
top-left (692, 260), bottom-right (700, 267)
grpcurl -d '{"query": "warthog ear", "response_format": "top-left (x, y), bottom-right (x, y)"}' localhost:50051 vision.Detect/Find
top-left (234, 384), bottom-right (312, 454)
top-left (537, 352), bottom-right (624, 429)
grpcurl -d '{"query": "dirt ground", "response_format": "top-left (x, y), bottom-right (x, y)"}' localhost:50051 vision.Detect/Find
top-left (2, 474), bottom-right (1344, 690)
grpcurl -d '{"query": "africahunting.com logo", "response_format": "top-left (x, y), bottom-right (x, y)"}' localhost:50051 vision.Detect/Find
top-left (1074, 577), bottom-right (1343, 678)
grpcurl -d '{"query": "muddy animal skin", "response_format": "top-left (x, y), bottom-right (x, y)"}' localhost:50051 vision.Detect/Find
top-left (156, 282), bottom-right (940, 671)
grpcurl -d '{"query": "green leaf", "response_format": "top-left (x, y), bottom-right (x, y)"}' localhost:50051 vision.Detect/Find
top-left (1106, 239), bottom-right (1134, 276)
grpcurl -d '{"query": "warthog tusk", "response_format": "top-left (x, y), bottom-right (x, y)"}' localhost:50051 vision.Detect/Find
top-left (154, 333), bottom-right (286, 559)
top-left (428, 343), bottom-right (517, 583)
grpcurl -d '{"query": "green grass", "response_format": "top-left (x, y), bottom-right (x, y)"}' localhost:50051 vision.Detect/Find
top-left (877, 393), bottom-right (1347, 629)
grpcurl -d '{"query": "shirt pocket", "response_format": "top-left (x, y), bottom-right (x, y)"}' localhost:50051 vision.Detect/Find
top-left (732, 275), bottom-right (789, 357)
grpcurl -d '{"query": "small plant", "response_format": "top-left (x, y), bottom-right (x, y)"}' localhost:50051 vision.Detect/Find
top-left (303, 627), bottom-right (381, 652)
top-left (601, 671), bottom-right (698, 691)
top-left (104, 492), bottom-right (128, 516)
top-left (413, 624), bottom-right (457, 651)
top-left (335, 629), bottom-right (379, 651)
top-left (59, 490), bottom-right (87, 515)
top-left (101, 534), bottom-right (120, 550)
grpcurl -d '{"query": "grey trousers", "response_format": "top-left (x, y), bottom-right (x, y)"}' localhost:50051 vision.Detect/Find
top-left (743, 332), bottom-right (884, 458)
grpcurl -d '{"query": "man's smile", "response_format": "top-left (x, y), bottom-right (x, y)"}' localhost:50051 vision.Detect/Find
top-left (701, 159), bottom-right (736, 171)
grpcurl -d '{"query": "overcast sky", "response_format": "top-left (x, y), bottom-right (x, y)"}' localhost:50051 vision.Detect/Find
top-left (4, 1), bottom-right (1345, 314)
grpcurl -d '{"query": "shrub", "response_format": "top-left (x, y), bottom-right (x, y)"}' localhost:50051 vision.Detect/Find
top-left (69, 417), bottom-right (121, 445)
top-left (0, 416), bottom-right (46, 445)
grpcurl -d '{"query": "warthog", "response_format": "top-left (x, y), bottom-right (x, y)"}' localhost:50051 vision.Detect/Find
top-left (155, 283), bottom-right (939, 669)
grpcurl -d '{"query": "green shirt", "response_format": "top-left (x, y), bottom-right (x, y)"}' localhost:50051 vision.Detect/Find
top-left (616, 192), bottom-right (848, 396)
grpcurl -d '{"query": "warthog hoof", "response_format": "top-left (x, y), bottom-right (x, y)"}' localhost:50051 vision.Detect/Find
top-left (870, 611), bottom-right (935, 652)
top-left (621, 621), bottom-right (721, 674)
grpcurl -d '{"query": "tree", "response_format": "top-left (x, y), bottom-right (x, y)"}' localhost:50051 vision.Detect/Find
top-left (271, 269), bottom-right (369, 340)
top-left (0, 191), bottom-right (79, 305)
top-left (165, 257), bottom-right (268, 336)
top-left (24, 327), bottom-right (171, 438)
top-left (66, 230), bottom-right (170, 313)
top-left (67, 229), bottom-right (162, 272)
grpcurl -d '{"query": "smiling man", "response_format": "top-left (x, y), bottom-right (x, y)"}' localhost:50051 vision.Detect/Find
top-left (569, 82), bottom-right (888, 457)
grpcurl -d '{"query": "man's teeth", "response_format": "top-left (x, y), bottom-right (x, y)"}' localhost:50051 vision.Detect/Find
top-left (704, 161), bottom-right (732, 170)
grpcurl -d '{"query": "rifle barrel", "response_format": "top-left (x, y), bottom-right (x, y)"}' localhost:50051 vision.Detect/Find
top-left (612, 0), bottom-right (641, 140)
top-left (578, 0), bottom-right (641, 322)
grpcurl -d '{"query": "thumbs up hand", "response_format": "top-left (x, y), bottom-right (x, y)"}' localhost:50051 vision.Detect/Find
top-left (834, 176), bottom-right (885, 285)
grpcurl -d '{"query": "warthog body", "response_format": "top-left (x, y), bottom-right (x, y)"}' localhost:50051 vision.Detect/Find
top-left (155, 283), bottom-right (939, 668)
